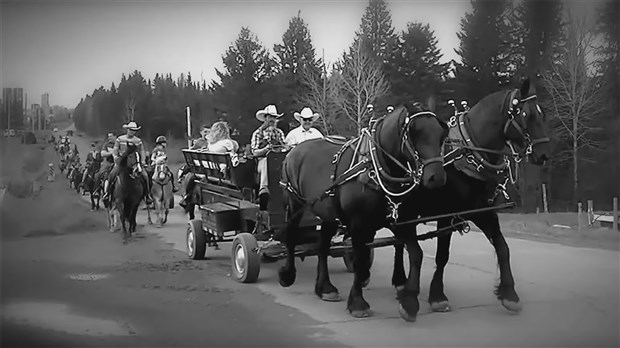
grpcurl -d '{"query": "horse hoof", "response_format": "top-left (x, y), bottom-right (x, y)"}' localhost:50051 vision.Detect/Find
top-left (398, 304), bottom-right (417, 322)
top-left (348, 308), bottom-right (372, 318)
top-left (501, 299), bottom-right (522, 313)
top-left (430, 301), bottom-right (451, 312)
top-left (321, 292), bottom-right (342, 302)
top-left (278, 268), bottom-right (296, 288)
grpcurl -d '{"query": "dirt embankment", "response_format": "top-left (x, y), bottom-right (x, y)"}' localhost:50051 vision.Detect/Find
top-left (1, 138), bottom-right (104, 241)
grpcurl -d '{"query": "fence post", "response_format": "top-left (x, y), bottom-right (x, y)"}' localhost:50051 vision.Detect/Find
top-left (542, 183), bottom-right (549, 213)
top-left (577, 202), bottom-right (583, 232)
top-left (587, 200), bottom-right (594, 225)
top-left (613, 197), bottom-right (618, 232)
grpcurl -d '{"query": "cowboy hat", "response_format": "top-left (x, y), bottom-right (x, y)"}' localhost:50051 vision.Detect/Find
top-left (255, 105), bottom-right (283, 122)
top-left (122, 121), bottom-right (141, 131)
top-left (293, 107), bottom-right (320, 123)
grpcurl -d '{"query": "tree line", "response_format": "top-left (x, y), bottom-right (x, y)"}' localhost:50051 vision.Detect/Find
top-left (72, 0), bottom-right (619, 212)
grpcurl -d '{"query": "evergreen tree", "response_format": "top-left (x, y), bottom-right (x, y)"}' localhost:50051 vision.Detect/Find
top-left (210, 27), bottom-right (276, 144)
top-left (353, 0), bottom-right (397, 64)
top-left (454, 0), bottom-right (512, 104)
top-left (273, 12), bottom-right (322, 115)
top-left (384, 22), bottom-right (450, 104)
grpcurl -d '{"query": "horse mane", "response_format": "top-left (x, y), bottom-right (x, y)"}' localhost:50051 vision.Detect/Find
top-left (119, 144), bottom-right (138, 169)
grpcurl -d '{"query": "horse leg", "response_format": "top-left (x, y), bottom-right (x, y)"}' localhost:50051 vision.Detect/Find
top-left (119, 203), bottom-right (128, 243)
top-left (277, 199), bottom-right (304, 288)
top-left (393, 229), bottom-right (424, 322)
top-left (315, 221), bottom-right (340, 302)
top-left (346, 220), bottom-right (373, 318)
top-left (130, 204), bottom-right (139, 234)
top-left (428, 219), bottom-right (453, 312)
top-left (470, 211), bottom-right (521, 313)
top-left (391, 241), bottom-right (407, 291)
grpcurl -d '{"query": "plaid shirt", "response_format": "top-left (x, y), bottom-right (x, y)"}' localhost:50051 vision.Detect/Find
top-left (251, 126), bottom-right (286, 152)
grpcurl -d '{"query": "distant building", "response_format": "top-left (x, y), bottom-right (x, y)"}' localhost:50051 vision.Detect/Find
top-left (1, 88), bottom-right (24, 130)
top-left (41, 93), bottom-right (50, 122)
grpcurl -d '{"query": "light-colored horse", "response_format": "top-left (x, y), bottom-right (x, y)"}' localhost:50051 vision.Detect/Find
top-left (150, 157), bottom-right (173, 227)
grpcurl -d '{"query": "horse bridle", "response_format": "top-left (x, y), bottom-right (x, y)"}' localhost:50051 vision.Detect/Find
top-left (502, 90), bottom-right (551, 161)
top-left (367, 110), bottom-right (446, 196)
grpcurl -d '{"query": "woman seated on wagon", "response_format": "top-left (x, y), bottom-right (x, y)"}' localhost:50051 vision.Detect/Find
top-left (207, 121), bottom-right (239, 154)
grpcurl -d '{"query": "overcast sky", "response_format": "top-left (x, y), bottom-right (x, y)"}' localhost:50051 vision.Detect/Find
top-left (1, 0), bottom-right (473, 108)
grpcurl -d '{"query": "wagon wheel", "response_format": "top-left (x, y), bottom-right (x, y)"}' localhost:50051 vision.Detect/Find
top-left (231, 233), bottom-right (260, 283)
top-left (343, 247), bottom-right (375, 274)
top-left (187, 219), bottom-right (206, 260)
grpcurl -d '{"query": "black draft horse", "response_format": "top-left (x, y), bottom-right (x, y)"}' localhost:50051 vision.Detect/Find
top-left (113, 144), bottom-right (146, 244)
top-left (278, 102), bottom-right (449, 321)
top-left (392, 78), bottom-right (551, 314)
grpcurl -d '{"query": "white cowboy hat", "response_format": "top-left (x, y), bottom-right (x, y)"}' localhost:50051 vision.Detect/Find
top-left (255, 104), bottom-right (283, 122)
top-left (293, 107), bottom-right (320, 124)
top-left (122, 121), bottom-right (141, 131)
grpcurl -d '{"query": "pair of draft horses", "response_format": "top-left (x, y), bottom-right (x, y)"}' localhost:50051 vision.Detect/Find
top-left (278, 78), bottom-right (550, 322)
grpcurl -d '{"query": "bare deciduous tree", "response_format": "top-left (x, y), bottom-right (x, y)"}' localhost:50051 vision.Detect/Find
top-left (541, 8), bottom-right (605, 203)
top-left (331, 42), bottom-right (390, 135)
top-left (125, 92), bottom-right (136, 122)
top-left (296, 62), bottom-right (337, 135)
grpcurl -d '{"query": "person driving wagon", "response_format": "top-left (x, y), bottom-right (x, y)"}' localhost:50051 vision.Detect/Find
top-left (285, 107), bottom-right (324, 147)
top-left (251, 104), bottom-right (290, 211)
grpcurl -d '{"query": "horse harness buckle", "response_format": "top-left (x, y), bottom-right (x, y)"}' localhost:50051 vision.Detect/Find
top-left (385, 196), bottom-right (401, 223)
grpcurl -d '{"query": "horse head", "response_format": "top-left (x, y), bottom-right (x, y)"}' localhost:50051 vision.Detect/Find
top-left (378, 102), bottom-right (448, 190)
top-left (153, 156), bottom-right (170, 182)
top-left (119, 144), bottom-right (142, 178)
top-left (510, 77), bottom-right (550, 165)
top-left (402, 102), bottom-right (449, 189)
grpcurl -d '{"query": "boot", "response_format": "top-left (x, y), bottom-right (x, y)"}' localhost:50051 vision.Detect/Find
top-left (170, 169), bottom-right (179, 193)
top-left (102, 180), bottom-right (111, 202)
top-left (143, 177), bottom-right (154, 205)
top-left (258, 192), bottom-right (269, 211)
top-left (179, 195), bottom-right (188, 210)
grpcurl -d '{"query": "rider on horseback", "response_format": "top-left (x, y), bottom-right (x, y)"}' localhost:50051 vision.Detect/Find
top-left (94, 133), bottom-right (115, 192)
top-left (103, 122), bottom-right (153, 205)
top-left (150, 135), bottom-right (178, 192)
top-left (81, 143), bottom-right (99, 185)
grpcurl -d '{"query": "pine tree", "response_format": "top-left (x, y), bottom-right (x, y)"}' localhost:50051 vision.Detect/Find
top-left (353, 0), bottom-right (397, 64)
top-left (384, 22), bottom-right (450, 104)
top-left (210, 27), bottom-right (276, 144)
top-left (454, 0), bottom-right (512, 104)
top-left (273, 12), bottom-right (322, 116)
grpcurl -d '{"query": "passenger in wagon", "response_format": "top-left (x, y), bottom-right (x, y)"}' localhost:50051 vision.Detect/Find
top-left (251, 105), bottom-right (289, 211)
top-left (285, 107), bottom-right (324, 147)
top-left (190, 124), bottom-right (210, 150)
top-left (207, 121), bottom-right (239, 154)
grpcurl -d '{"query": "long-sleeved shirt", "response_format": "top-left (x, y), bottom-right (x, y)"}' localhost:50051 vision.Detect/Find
top-left (251, 126), bottom-right (286, 152)
top-left (112, 135), bottom-right (146, 164)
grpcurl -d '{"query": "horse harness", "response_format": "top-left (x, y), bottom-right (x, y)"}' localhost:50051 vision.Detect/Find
top-left (282, 110), bottom-right (444, 224)
top-left (443, 89), bottom-right (550, 203)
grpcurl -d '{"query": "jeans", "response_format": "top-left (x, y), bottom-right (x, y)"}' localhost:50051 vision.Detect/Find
top-left (257, 157), bottom-right (269, 195)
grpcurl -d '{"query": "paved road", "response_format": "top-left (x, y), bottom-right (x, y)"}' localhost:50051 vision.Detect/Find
top-left (61, 127), bottom-right (620, 347)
